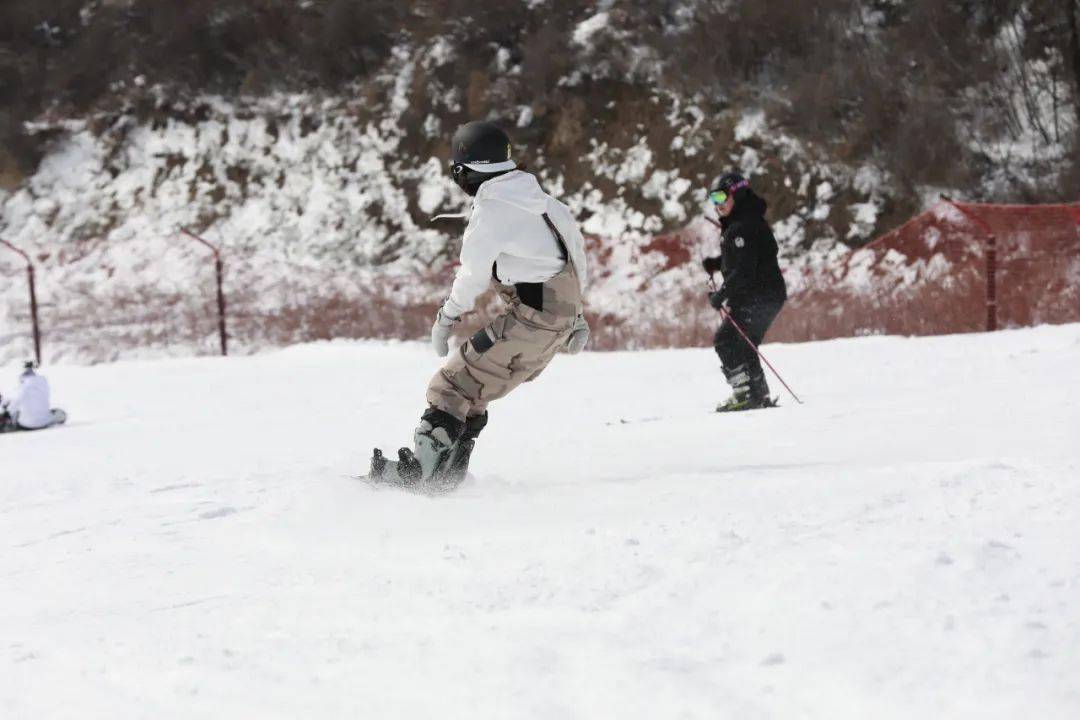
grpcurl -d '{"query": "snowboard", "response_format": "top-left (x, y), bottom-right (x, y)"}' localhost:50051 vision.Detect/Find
top-left (0, 408), bottom-right (67, 434)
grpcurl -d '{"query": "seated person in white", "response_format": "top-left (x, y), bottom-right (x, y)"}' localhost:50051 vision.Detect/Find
top-left (1, 362), bottom-right (55, 430)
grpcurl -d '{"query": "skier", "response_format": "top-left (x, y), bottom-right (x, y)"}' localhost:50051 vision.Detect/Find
top-left (369, 121), bottom-right (589, 487)
top-left (702, 173), bottom-right (787, 411)
top-left (0, 361), bottom-right (65, 432)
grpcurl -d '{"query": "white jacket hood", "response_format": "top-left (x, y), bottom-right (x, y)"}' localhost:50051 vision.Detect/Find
top-left (475, 170), bottom-right (550, 215)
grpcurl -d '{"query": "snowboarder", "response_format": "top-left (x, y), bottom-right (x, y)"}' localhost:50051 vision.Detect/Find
top-left (0, 361), bottom-right (66, 432)
top-left (702, 173), bottom-right (787, 412)
top-left (369, 121), bottom-right (589, 488)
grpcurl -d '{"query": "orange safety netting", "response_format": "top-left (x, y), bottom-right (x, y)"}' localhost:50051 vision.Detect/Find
top-left (771, 200), bottom-right (1080, 342)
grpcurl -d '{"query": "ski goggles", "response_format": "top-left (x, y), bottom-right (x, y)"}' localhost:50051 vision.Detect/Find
top-left (709, 180), bottom-right (749, 204)
top-left (450, 159), bottom-right (517, 176)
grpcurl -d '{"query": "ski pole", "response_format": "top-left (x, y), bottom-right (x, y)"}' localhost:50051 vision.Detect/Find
top-left (707, 277), bottom-right (804, 405)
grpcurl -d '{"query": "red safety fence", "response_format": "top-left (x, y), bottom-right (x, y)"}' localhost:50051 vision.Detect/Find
top-left (4, 201), bottom-right (1077, 362)
top-left (769, 200), bottom-right (1080, 341)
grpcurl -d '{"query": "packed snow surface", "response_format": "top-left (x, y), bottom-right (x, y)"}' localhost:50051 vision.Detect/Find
top-left (2, 324), bottom-right (1079, 718)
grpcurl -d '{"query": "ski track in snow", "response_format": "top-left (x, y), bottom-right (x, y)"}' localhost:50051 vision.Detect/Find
top-left (1, 325), bottom-right (1079, 719)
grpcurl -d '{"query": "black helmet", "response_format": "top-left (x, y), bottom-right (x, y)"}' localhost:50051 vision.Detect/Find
top-left (711, 172), bottom-right (749, 194)
top-left (452, 121), bottom-right (513, 168)
top-left (450, 121), bottom-right (516, 195)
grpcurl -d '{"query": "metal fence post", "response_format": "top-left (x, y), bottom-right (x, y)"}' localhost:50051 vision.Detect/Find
top-left (985, 231), bottom-right (997, 331)
top-left (180, 228), bottom-right (228, 356)
top-left (214, 255), bottom-right (227, 356)
top-left (0, 238), bottom-right (42, 365)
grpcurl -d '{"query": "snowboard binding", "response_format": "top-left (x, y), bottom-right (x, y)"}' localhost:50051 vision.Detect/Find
top-left (366, 410), bottom-right (487, 492)
top-left (367, 444), bottom-right (467, 492)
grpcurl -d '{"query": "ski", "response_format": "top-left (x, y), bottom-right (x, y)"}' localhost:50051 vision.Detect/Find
top-left (604, 416), bottom-right (664, 427)
top-left (606, 399), bottom-right (780, 426)
top-left (715, 397), bottom-right (779, 413)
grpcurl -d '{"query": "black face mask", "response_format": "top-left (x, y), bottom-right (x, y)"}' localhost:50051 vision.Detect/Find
top-left (451, 164), bottom-right (483, 196)
top-left (451, 164), bottom-right (514, 196)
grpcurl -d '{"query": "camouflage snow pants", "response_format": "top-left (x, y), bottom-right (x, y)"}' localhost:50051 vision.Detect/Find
top-left (427, 262), bottom-right (583, 422)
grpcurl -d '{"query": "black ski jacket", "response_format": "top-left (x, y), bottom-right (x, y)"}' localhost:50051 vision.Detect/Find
top-left (705, 190), bottom-right (787, 307)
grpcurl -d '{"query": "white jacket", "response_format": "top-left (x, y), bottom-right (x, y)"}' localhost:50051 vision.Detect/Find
top-left (4, 373), bottom-right (52, 429)
top-left (443, 170), bottom-right (589, 318)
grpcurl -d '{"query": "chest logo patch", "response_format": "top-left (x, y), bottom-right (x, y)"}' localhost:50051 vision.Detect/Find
top-left (734, 236), bottom-right (745, 248)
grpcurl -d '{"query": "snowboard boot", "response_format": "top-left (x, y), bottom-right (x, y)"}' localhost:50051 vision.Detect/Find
top-left (370, 408), bottom-right (464, 486)
top-left (439, 412), bottom-right (488, 487)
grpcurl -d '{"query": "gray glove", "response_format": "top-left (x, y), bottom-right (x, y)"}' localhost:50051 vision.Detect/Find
top-left (430, 306), bottom-right (460, 357)
top-left (565, 314), bottom-right (589, 354)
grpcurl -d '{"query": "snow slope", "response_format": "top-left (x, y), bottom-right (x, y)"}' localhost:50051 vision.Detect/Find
top-left (2, 324), bottom-right (1079, 719)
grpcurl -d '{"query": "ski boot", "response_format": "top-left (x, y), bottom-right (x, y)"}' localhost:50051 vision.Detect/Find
top-left (716, 365), bottom-right (777, 412)
top-left (716, 364), bottom-right (750, 412)
top-left (747, 371), bottom-right (778, 409)
top-left (369, 408), bottom-right (464, 488)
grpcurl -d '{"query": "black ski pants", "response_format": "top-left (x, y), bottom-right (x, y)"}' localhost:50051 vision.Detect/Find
top-left (713, 300), bottom-right (784, 379)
